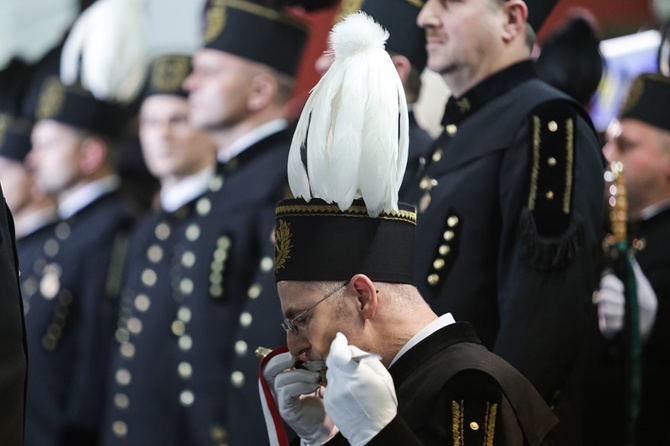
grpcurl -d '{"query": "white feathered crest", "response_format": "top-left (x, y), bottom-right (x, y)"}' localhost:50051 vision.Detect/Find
top-left (60, 0), bottom-right (149, 104)
top-left (288, 11), bottom-right (409, 217)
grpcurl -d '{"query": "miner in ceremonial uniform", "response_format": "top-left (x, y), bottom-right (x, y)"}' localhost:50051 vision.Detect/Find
top-left (585, 73), bottom-right (670, 446)
top-left (99, 53), bottom-right (219, 445)
top-left (0, 59), bottom-right (29, 446)
top-left (316, 0), bottom-right (434, 199)
top-left (116, 1), bottom-right (307, 444)
top-left (399, 0), bottom-right (606, 441)
top-left (23, 1), bottom-right (147, 444)
top-left (260, 12), bottom-right (558, 446)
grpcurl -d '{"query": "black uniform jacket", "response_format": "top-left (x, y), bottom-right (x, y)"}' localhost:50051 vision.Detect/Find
top-left (403, 61), bottom-right (604, 441)
top-left (324, 322), bottom-right (558, 446)
top-left (0, 184), bottom-right (28, 446)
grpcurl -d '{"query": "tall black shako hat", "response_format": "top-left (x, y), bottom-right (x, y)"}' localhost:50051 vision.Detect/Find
top-left (526, 0), bottom-right (560, 32)
top-left (202, 0), bottom-right (309, 76)
top-left (274, 12), bottom-right (415, 284)
top-left (620, 73), bottom-right (670, 132)
top-left (35, 0), bottom-right (148, 140)
top-left (338, 0), bottom-right (427, 72)
top-left (142, 54), bottom-right (192, 99)
top-left (0, 59), bottom-right (33, 162)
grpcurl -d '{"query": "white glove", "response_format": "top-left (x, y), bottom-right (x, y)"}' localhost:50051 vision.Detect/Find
top-left (263, 352), bottom-right (338, 446)
top-left (596, 259), bottom-right (658, 341)
top-left (324, 333), bottom-right (397, 446)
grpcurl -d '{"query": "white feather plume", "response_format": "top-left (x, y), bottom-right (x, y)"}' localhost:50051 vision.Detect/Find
top-left (60, 0), bottom-right (148, 104)
top-left (288, 11), bottom-right (409, 217)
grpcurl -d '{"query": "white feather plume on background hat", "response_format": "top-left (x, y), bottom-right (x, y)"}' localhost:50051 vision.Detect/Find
top-left (287, 11), bottom-right (409, 217)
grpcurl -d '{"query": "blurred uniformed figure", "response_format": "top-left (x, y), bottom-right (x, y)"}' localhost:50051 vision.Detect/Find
top-left (99, 53), bottom-right (220, 445)
top-left (315, 0), bottom-right (434, 199)
top-left (0, 58), bottom-right (30, 446)
top-left (260, 12), bottom-right (558, 446)
top-left (585, 73), bottom-right (670, 446)
top-left (401, 0), bottom-right (606, 442)
top-left (103, 1), bottom-right (308, 444)
top-left (21, 1), bottom-right (148, 444)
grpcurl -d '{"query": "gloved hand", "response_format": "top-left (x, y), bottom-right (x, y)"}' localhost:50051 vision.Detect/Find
top-left (324, 333), bottom-right (397, 446)
top-left (596, 258), bottom-right (658, 341)
top-left (263, 352), bottom-right (338, 446)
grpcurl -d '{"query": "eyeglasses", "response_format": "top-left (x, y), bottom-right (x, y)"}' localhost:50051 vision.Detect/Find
top-left (281, 282), bottom-right (348, 335)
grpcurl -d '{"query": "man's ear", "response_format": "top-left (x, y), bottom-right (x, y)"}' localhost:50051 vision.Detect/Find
top-left (391, 54), bottom-right (411, 85)
top-left (501, 0), bottom-right (528, 44)
top-left (79, 137), bottom-right (108, 175)
top-left (350, 274), bottom-right (378, 320)
top-left (248, 71), bottom-right (278, 111)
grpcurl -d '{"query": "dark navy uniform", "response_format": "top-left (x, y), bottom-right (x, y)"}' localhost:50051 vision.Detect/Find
top-left (399, 111), bottom-right (434, 200)
top-left (24, 187), bottom-right (134, 446)
top-left (103, 128), bottom-right (293, 445)
top-left (584, 206), bottom-right (670, 446)
top-left (317, 322), bottom-right (558, 446)
top-left (404, 60), bottom-right (604, 442)
top-left (0, 184), bottom-right (28, 446)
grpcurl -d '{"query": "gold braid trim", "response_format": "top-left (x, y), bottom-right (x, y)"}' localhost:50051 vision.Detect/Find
top-left (483, 402), bottom-right (498, 446)
top-left (276, 204), bottom-right (417, 225)
top-left (562, 118), bottom-right (574, 214)
top-left (452, 400), bottom-right (464, 446)
top-left (274, 220), bottom-right (293, 273)
top-left (405, 0), bottom-right (425, 8)
top-left (222, 0), bottom-right (309, 31)
top-left (528, 115), bottom-right (541, 211)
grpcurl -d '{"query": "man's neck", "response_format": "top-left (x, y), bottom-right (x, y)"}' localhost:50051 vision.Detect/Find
top-left (443, 53), bottom-right (529, 98)
top-left (213, 107), bottom-right (286, 156)
top-left (13, 200), bottom-right (58, 239)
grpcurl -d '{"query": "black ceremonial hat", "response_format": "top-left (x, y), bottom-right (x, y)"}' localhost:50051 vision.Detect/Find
top-left (620, 73), bottom-right (670, 133)
top-left (142, 54), bottom-right (192, 99)
top-left (0, 59), bottom-right (33, 162)
top-left (34, 76), bottom-right (133, 140)
top-left (202, 0), bottom-right (309, 76)
top-left (526, 0), bottom-right (560, 32)
top-left (274, 198), bottom-right (416, 284)
top-left (340, 0), bottom-right (427, 71)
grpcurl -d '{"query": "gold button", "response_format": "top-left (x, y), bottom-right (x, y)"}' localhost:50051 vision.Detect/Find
top-left (179, 335), bottom-right (193, 351)
top-left (548, 121), bottom-right (558, 132)
top-left (439, 245), bottom-right (451, 256)
top-left (235, 340), bottom-right (248, 356)
top-left (116, 369), bottom-right (131, 386)
top-left (55, 222), bottom-right (71, 240)
top-left (40, 270), bottom-right (60, 299)
top-left (432, 148), bottom-right (443, 162)
top-left (239, 312), bottom-right (252, 327)
top-left (147, 245), bottom-right (163, 263)
top-left (209, 175), bottom-right (224, 191)
top-left (141, 269), bottom-right (157, 287)
top-left (42, 334), bottom-right (57, 350)
top-left (182, 251), bottom-right (196, 268)
top-left (547, 157), bottom-right (557, 167)
top-left (115, 328), bottom-right (130, 343)
top-left (546, 190), bottom-right (554, 200)
top-left (178, 362), bottom-right (193, 379)
top-left (231, 371), bottom-right (245, 388)
top-left (445, 124), bottom-right (458, 136)
top-left (127, 317), bottom-right (142, 335)
top-left (178, 306), bottom-right (192, 323)
top-left (470, 421), bottom-right (479, 430)
top-left (179, 390), bottom-right (195, 407)
top-left (248, 284), bottom-right (262, 299)
top-left (210, 426), bottom-right (228, 443)
top-left (44, 238), bottom-right (60, 257)
top-left (213, 249), bottom-right (228, 263)
top-left (180, 278), bottom-right (194, 295)
top-left (443, 230), bottom-right (454, 241)
top-left (172, 320), bottom-right (186, 336)
top-left (217, 236), bottom-right (232, 250)
top-left (185, 224), bottom-right (200, 242)
top-left (260, 256), bottom-right (273, 273)
top-left (114, 393), bottom-right (129, 409)
top-left (210, 284), bottom-right (223, 298)
top-left (134, 294), bottom-right (150, 312)
top-left (120, 343), bottom-right (135, 358)
top-left (112, 421), bottom-right (128, 437)
top-left (433, 258), bottom-right (445, 270)
top-left (447, 216), bottom-right (459, 227)
top-left (427, 274), bottom-right (440, 286)
top-left (196, 197), bottom-right (212, 216)
top-left (155, 222), bottom-right (170, 241)
top-left (59, 290), bottom-right (73, 306)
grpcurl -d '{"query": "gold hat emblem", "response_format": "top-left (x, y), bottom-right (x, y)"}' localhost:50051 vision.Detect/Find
top-left (36, 77), bottom-right (65, 121)
top-left (152, 56), bottom-right (191, 93)
top-left (203, 0), bottom-right (227, 44)
top-left (274, 220), bottom-right (293, 274)
top-left (338, 0), bottom-right (364, 22)
top-left (621, 76), bottom-right (644, 115)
